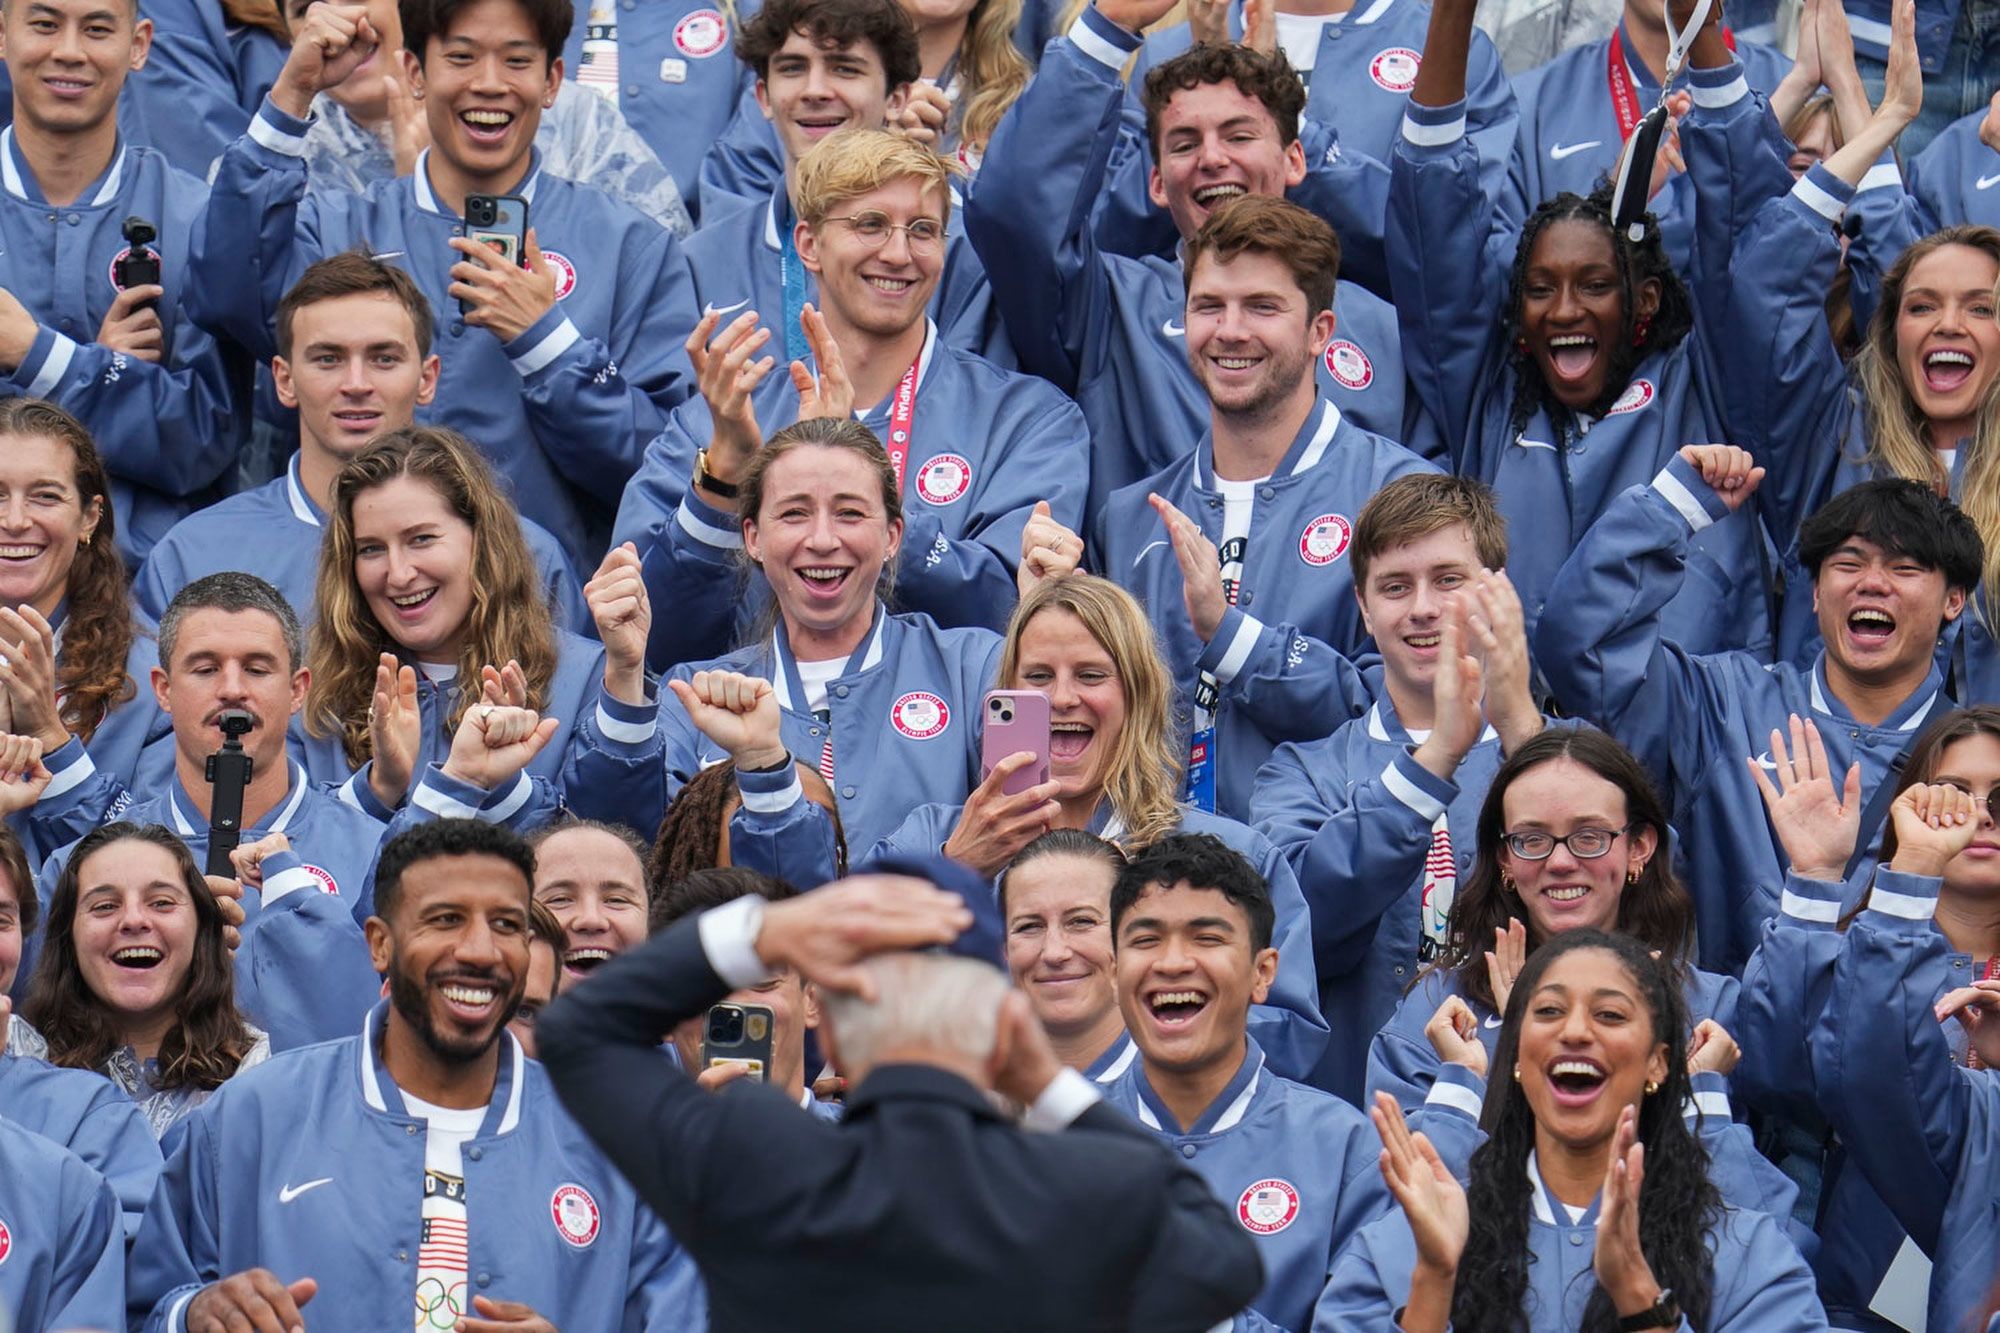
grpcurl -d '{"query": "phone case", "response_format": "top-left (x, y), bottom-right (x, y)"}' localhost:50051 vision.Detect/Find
top-left (701, 1003), bottom-right (774, 1082)
top-left (981, 690), bottom-right (1052, 796)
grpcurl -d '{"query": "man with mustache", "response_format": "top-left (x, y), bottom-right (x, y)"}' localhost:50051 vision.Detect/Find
top-left (127, 818), bottom-right (697, 1332)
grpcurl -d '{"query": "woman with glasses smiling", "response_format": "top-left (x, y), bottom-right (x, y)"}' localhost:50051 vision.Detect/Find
top-left (1366, 728), bottom-right (1740, 1117)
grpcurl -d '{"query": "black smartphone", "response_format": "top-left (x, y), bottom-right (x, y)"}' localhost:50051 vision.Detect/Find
top-left (701, 1002), bottom-right (774, 1082)
top-left (114, 216), bottom-right (160, 312)
top-left (460, 192), bottom-right (529, 315)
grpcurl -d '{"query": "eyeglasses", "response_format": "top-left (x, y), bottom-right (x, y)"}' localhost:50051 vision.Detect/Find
top-left (1501, 826), bottom-right (1632, 861)
top-left (825, 212), bottom-right (946, 254)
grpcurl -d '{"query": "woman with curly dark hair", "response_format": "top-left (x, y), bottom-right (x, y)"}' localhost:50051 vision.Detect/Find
top-left (1322, 929), bottom-right (1826, 1329)
top-left (1389, 0), bottom-right (1785, 658)
top-left (0, 400), bottom-right (170, 860)
top-left (25, 822), bottom-right (267, 1137)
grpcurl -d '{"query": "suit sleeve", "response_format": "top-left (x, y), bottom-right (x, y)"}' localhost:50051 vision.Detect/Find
top-left (185, 98), bottom-right (324, 361)
top-left (535, 908), bottom-right (772, 1238)
top-left (1255, 742), bottom-right (1446, 980)
top-left (50, 1153), bottom-right (127, 1333)
top-left (1811, 868), bottom-right (1966, 1255)
top-left (1385, 100), bottom-right (1517, 469)
top-left (129, 1106), bottom-right (225, 1333)
top-left (1532, 455), bottom-right (1739, 792)
top-left (892, 395), bottom-right (1091, 635)
top-left (511, 225), bottom-right (698, 500)
top-left (963, 9), bottom-right (1142, 392)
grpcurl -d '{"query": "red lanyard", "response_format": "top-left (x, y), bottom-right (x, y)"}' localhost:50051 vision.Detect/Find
top-left (1605, 28), bottom-right (1736, 141)
top-left (883, 352), bottom-right (921, 493)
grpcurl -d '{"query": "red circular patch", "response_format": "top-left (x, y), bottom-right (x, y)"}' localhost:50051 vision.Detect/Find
top-left (1369, 47), bottom-right (1421, 92)
top-left (1237, 1179), bottom-right (1300, 1235)
top-left (551, 1184), bottom-right (600, 1248)
top-left (915, 454), bottom-right (973, 506)
top-left (1322, 339), bottom-right (1374, 390)
top-left (0, 1216), bottom-right (12, 1265)
top-left (1607, 378), bottom-right (1655, 416)
top-left (107, 246), bottom-right (157, 293)
top-left (1298, 513), bottom-right (1353, 567)
top-left (542, 250), bottom-right (577, 301)
top-left (304, 864), bottom-right (340, 895)
top-left (673, 8), bottom-right (728, 56)
top-left (890, 691), bottom-right (950, 740)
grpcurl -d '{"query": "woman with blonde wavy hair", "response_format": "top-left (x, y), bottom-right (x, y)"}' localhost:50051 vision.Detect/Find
top-left (895, 0), bottom-right (1031, 161)
top-left (301, 425), bottom-right (662, 828)
top-left (871, 573), bottom-right (1332, 1081)
top-left (0, 399), bottom-right (169, 864)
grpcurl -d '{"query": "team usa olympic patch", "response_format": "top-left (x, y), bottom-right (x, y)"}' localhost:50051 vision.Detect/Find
top-left (107, 247), bottom-right (156, 292)
top-left (0, 1216), bottom-right (12, 1265)
top-left (1298, 513), bottom-right (1353, 566)
top-left (1322, 339), bottom-right (1374, 390)
top-left (1237, 1179), bottom-right (1300, 1235)
top-left (1607, 378), bottom-right (1655, 416)
top-left (890, 691), bottom-right (951, 740)
top-left (673, 9), bottom-right (728, 56)
top-left (550, 1184), bottom-right (600, 1248)
top-left (542, 251), bottom-right (578, 301)
top-left (1369, 48), bottom-right (1421, 92)
top-left (915, 453), bottom-right (973, 505)
top-left (304, 865), bottom-right (340, 895)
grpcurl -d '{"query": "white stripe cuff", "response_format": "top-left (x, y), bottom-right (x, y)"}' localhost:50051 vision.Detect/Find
top-left (1652, 468), bottom-right (1715, 533)
top-left (1685, 1089), bottom-right (1731, 1120)
top-left (412, 778), bottom-right (480, 821)
top-left (38, 749), bottom-right (96, 801)
top-left (479, 771), bottom-right (533, 823)
top-left (24, 333), bottom-right (76, 399)
top-left (1870, 887), bottom-right (1936, 921)
top-left (1209, 614), bottom-right (1262, 685)
top-left (1780, 889), bottom-right (1842, 923)
top-left (247, 106), bottom-right (310, 156)
top-left (1689, 74), bottom-right (1748, 108)
top-left (699, 893), bottom-right (772, 989)
top-left (508, 317), bottom-right (581, 376)
top-left (1065, 14), bottom-right (1131, 70)
top-left (261, 865), bottom-right (318, 906)
top-left (1424, 1078), bottom-right (1482, 1119)
top-left (1381, 757), bottom-right (1448, 822)
top-left (1025, 1066), bottom-right (1103, 1131)
top-left (676, 497), bottom-right (742, 550)
top-left (738, 768), bottom-right (803, 814)
top-left (1858, 161), bottom-right (1903, 193)
top-left (1401, 113), bottom-right (1466, 147)
top-left (1791, 173), bottom-right (1846, 222)
top-left (594, 700), bottom-right (656, 744)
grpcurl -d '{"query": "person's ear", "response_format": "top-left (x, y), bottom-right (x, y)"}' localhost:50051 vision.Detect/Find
top-left (1645, 1041), bottom-right (1669, 1093)
top-left (272, 355), bottom-right (300, 409)
top-left (129, 17), bottom-right (154, 70)
top-left (365, 915), bottom-right (393, 974)
top-left (150, 664), bottom-right (171, 713)
top-left (1626, 824), bottom-right (1658, 880)
top-left (1282, 137), bottom-right (1307, 188)
top-left (1148, 164), bottom-right (1169, 213)
top-left (1944, 585), bottom-right (1968, 625)
top-left (290, 666), bottom-right (311, 718)
top-left (416, 354), bottom-right (441, 406)
top-left (543, 54), bottom-right (563, 106)
top-left (754, 77), bottom-right (773, 121)
top-left (1249, 946), bottom-right (1278, 1005)
top-left (796, 220), bottom-right (823, 276)
top-left (1633, 276), bottom-right (1662, 326)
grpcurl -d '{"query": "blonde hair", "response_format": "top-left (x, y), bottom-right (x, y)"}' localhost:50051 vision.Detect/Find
top-left (953, 0), bottom-right (1031, 153)
top-left (999, 575), bottom-right (1182, 852)
top-left (305, 427), bottom-right (558, 766)
top-left (794, 128), bottom-right (960, 228)
top-left (1854, 226), bottom-right (2000, 617)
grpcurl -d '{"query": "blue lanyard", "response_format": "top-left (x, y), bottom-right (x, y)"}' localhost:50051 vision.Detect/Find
top-left (779, 222), bottom-right (810, 364)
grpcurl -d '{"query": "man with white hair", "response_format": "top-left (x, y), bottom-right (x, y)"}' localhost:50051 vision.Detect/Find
top-left (538, 853), bottom-right (1265, 1332)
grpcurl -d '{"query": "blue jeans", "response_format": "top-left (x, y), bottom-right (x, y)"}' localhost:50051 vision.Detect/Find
top-left (1855, 0), bottom-right (2000, 158)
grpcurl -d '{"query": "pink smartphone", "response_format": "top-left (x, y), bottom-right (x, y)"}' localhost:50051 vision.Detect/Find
top-left (980, 690), bottom-right (1052, 796)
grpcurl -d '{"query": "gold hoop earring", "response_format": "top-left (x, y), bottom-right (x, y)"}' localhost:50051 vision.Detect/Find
top-left (1644, 1080), bottom-right (1659, 1096)
top-left (1500, 873), bottom-right (1516, 894)
top-left (1626, 867), bottom-right (1639, 886)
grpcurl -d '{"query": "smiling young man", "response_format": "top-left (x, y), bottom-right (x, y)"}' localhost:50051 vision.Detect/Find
top-left (1538, 448), bottom-right (1984, 974)
top-left (1252, 474), bottom-right (1551, 1101)
top-left (134, 252), bottom-right (582, 628)
top-left (126, 818), bottom-right (700, 1332)
top-left (186, 0), bottom-right (701, 571)
top-left (0, 0), bottom-right (247, 565)
top-left (618, 127), bottom-right (1088, 667)
top-left (1105, 833), bottom-right (1388, 1333)
top-left (1093, 195), bottom-right (1432, 825)
top-left (680, 0), bottom-right (1009, 369)
top-left (967, 5), bottom-right (1426, 521)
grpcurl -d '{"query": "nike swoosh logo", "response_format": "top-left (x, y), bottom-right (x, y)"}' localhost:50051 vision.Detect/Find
top-left (1751, 751), bottom-right (1779, 770)
top-left (1515, 438), bottom-right (1557, 451)
top-left (279, 1178), bottom-right (333, 1203)
top-left (1549, 140), bottom-right (1602, 161)
top-left (703, 298), bottom-right (752, 318)
top-left (1161, 320), bottom-right (1185, 338)
top-left (1978, 172), bottom-right (2000, 191)
top-left (1133, 539), bottom-right (1170, 567)
top-left (1483, 1014), bottom-right (1503, 1029)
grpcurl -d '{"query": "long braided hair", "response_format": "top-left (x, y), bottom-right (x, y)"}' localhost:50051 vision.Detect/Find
top-left (1453, 929), bottom-right (1720, 1332)
top-left (1501, 185), bottom-right (1694, 444)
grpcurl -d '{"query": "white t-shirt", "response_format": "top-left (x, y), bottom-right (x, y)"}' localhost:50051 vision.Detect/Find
top-left (1194, 477), bottom-right (1267, 731)
top-left (795, 656), bottom-right (850, 716)
top-left (406, 1094), bottom-right (485, 1332)
top-left (1274, 11), bottom-right (1342, 74)
top-left (416, 661), bottom-right (459, 685)
top-left (1938, 446), bottom-right (1959, 474)
top-left (1403, 726), bottom-right (1458, 958)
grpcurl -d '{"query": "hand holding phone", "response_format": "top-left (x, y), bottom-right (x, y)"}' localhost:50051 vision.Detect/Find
top-left (980, 690), bottom-right (1052, 796)
top-left (453, 192), bottom-right (531, 318)
top-left (701, 1002), bottom-right (774, 1082)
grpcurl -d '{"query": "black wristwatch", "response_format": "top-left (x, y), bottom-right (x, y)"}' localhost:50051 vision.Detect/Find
top-left (1617, 1288), bottom-right (1680, 1330)
top-left (695, 449), bottom-right (740, 499)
